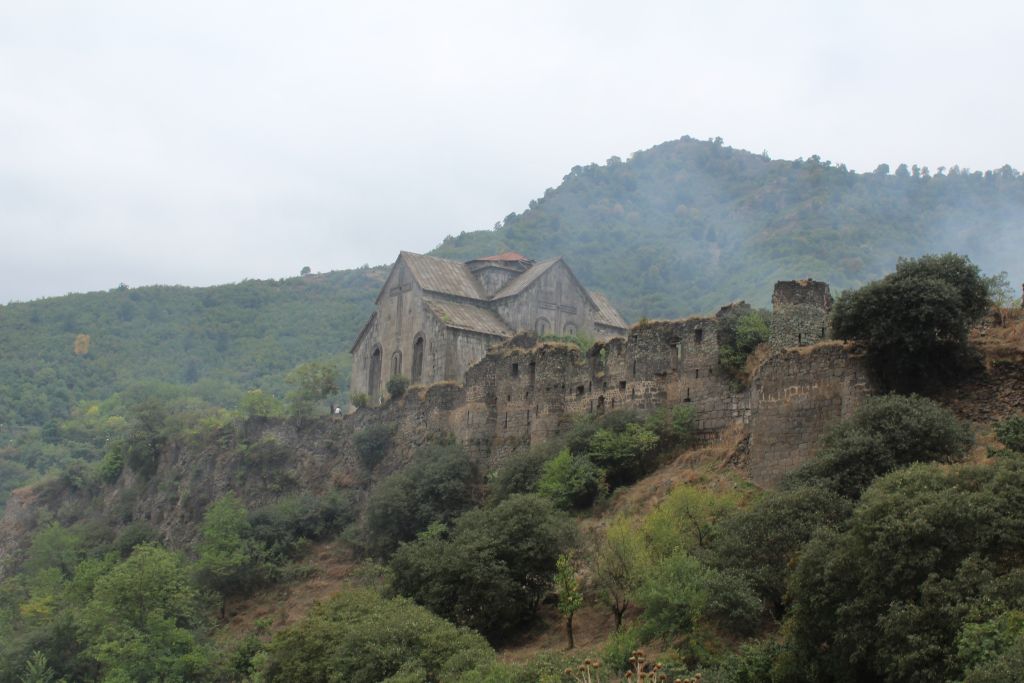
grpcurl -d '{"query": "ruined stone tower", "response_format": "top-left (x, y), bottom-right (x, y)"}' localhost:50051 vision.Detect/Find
top-left (768, 279), bottom-right (833, 350)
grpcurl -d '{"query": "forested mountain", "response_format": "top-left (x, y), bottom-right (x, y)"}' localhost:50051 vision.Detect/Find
top-left (0, 269), bottom-right (382, 429)
top-left (3, 135), bottom-right (1023, 435)
top-left (434, 136), bottom-right (1024, 319)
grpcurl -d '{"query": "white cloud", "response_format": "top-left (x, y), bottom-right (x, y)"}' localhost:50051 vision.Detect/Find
top-left (1, 0), bottom-right (1021, 302)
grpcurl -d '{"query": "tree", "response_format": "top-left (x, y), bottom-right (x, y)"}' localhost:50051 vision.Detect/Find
top-left (196, 494), bottom-right (265, 611)
top-left (588, 516), bottom-right (650, 629)
top-left (831, 253), bottom-right (991, 390)
top-left (554, 554), bottom-right (583, 649)
top-left (17, 651), bottom-right (59, 683)
top-left (709, 486), bottom-right (851, 618)
top-left (390, 494), bottom-right (575, 640)
top-left (284, 361), bottom-right (339, 418)
top-left (362, 443), bottom-right (479, 557)
top-left (353, 422), bottom-right (395, 469)
top-left (80, 544), bottom-right (211, 682)
top-left (537, 449), bottom-right (605, 509)
top-left (780, 460), bottom-right (1024, 683)
top-left (996, 414), bottom-right (1024, 452)
top-left (787, 393), bottom-right (971, 499)
top-left (238, 389), bottom-right (281, 420)
top-left (585, 423), bottom-right (659, 487)
top-left (120, 397), bottom-right (169, 478)
top-left (644, 483), bottom-right (741, 555)
top-left (299, 266), bottom-right (311, 276)
top-left (263, 588), bottom-right (495, 682)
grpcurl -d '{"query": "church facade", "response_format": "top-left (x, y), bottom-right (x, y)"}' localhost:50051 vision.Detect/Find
top-left (349, 251), bottom-right (629, 400)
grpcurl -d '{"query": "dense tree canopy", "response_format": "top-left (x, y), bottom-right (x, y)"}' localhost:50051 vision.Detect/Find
top-left (787, 393), bottom-right (972, 499)
top-left (390, 494), bottom-right (574, 640)
top-left (779, 460), bottom-right (1024, 683)
top-left (264, 589), bottom-right (495, 683)
top-left (830, 253), bottom-right (993, 390)
top-left (362, 443), bottom-right (480, 557)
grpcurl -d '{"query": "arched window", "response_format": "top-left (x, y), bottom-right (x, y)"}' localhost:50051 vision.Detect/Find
top-left (391, 351), bottom-right (402, 377)
top-left (411, 335), bottom-right (424, 383)
top-left (368, 346), bottom-right (382, 397)
top-left (536, 317), bottom-right (551, 335)
top-left (564, 323), bottom-right (577, 336)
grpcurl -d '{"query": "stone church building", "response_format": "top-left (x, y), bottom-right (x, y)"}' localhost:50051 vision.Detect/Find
top-left (350, 251), bottom-right (629, 400)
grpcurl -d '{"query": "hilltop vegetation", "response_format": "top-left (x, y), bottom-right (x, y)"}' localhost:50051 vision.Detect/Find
top-left (434, 137), bottom-right (1024, 320)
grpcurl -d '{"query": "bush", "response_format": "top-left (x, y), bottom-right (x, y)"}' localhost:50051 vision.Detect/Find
top-left (537, 449), bottom-right (606, 509)
top-left (390, 494), bottom-right (575, 640)
top-left (634, 551), bottom-right (708, 641)
top-left (353, 422), bottom-right (394, 469)
top-left (263, 588), bottom-right (496, 682)
top-left (248, 491), bottom-right (357, 562)
top-left (386, 374), bottom-right (410, 400)
top-left (787, 393), bottom-right (971, 499)
top-left (486, 447), bottom-right (552, 502)
top-left (363, 443), bottom-right (479, 557)
top-left (238, 389), bottom-right (281, 420)
top-left (705, 640), bottom-right (783, 683)
top-left (995, 415), bottom-right (1024, 452)
top-left (702, 568), bottom-right (763, 636)
top-left (350, 392), bottom-right (370, 409)
top-left (644, 405), bottom-right (698, 450)
top-left (782, 460), bottom-right (1024, 683)
top-left (284, 361), bottom-right (339, 418)
top-left (831, 253), bottom-right (991, 390)
top-left (585, 423), bottom-right (660, 487)
top-left (644, 483), bottom-right (741, 555)
top-left (717, 308), bottom-right (771, 386)
top-left (709, 485), bottom-right (851, 618)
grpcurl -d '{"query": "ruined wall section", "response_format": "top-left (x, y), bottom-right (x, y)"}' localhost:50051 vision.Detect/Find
top-left (769, 279), bottom-right (833, 350)
top-left (460, 320), bottom-right (751, 463)
top-left (747, 342), bottom-right (873, 487)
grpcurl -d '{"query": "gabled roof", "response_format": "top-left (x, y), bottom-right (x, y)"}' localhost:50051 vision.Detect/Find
top-left (590, 291), bottom-right (629, 330)
top-left (492, 257), bottom-right (601, 314)
top-left (397, 251), bottom-right (484, 300)
top-left (491, 257), bottom-right (561, 299)
top-left (424, 298), bottom-right (514, 337)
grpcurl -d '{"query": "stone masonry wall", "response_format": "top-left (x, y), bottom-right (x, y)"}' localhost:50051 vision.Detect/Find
top-left (769, 279), bottom-right (833, 350)
top-left (746, 342), bottom-right (873, 486)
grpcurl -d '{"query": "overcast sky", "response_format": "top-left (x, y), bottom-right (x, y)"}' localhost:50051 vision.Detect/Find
top-left (1, 1), bottom-right (1022, 303)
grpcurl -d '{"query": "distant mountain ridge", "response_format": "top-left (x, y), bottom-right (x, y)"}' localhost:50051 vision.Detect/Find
top-left (2, 135), bottom-right (1023, 431)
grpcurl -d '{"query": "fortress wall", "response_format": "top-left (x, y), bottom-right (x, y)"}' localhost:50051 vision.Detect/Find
top-left (746, 343), bottom-right (873, 487)
top-left (0, 318), bottom-right (877, 574)
top-left (357, 317), bottom-right (871, 490)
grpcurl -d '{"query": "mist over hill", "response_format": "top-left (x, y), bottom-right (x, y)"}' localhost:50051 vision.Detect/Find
top-left (432, 136), bottom-right (1024, 320)
top-left (2, 135), bottom-right (1023, 433)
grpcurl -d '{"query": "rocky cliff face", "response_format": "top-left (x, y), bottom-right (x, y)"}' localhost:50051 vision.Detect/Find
top-left (0, 329), bottom-right (876, 576)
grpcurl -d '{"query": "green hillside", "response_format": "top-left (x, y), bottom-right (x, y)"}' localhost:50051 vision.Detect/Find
top-left (3, 135), bottom-right (1023, 436)
top-left (432, 136), bottom-right (1024, 320)
top-left (0, 269), bottom-right (383, 429)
